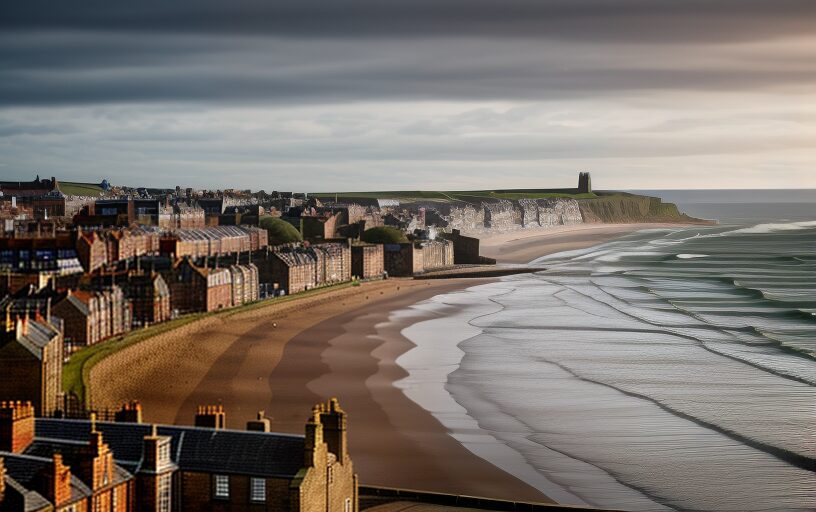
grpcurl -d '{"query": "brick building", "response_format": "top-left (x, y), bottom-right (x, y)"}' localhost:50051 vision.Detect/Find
top-left (0, 315), bottom-right (63, 417)
top-left (383, 240), bottom-right (453, 277)
top-left (262, 247), bottom-right (317, 296)
top-left (439, 229), bottom-right (482, 264)
top-left (228, 265), bottom-right (259, 307)
top-left (160, 227), bottom-right (263, 261)
top-left (162, 259), bottom-right (232, 314)
top-left (104, 228), bottom-right (160, 266)
top-left (351, 244), bottom-right (384, 280)
top-left (86, 272), bottom-right (171, 327)
top-left (51, 287), bottom-right (131, 351)
top-left (0, 403), bottom-right (135, 512)
top-left (75, 231), bottom-right (107, 273)
top-left (311, 243), bottom-right (351, 286)
top-left (0, 399), bottom-right (358, 511)
top-left (0, 236), bottom-right (84, 277)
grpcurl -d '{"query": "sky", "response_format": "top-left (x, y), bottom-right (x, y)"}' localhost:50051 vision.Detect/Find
top-left (1, 0), bottom-right (815, 191)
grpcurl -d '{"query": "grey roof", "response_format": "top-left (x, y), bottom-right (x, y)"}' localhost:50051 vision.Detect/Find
top-left (62, 294), bottom-right (90, 316)
top-left (35, 419), bottom-right (306, 478)
top-left (1, 451), bottom-right (92, 503)
top-left (3, 475), bottom-right (52, 512)
top-left (13, 319), bottom-right (61, 358)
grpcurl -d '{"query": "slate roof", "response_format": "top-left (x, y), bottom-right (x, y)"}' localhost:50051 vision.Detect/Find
top-left (12, 318), bottom-right (61, 358)
top-left (35, 419), bottom-right (306, 478)
top-left (3, 475), bottom-right (52, 512)
top-left (1, 451), bottom-right (92, 504)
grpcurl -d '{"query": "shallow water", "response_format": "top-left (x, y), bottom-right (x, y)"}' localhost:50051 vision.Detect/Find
top-left (394, 219), bottom-right (816, 511)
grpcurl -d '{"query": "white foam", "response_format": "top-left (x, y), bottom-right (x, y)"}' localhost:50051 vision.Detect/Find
top-left (676, 253), bottom-right (708, 259)
top-left (725, 220), bottom-right (816, 235)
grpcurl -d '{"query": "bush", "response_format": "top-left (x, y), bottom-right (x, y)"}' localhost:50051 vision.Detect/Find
top-left (259, 216), bottom-right (303, 244)
top-left (361, 226), bottom-right (409, 244)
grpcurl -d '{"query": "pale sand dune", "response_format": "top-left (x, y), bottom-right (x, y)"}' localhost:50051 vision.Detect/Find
top-left (88, 225), bottom-right (665, 500)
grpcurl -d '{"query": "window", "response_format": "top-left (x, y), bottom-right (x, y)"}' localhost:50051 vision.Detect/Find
top-left (214, 475), bottom-right (229, 499)
top-left (250, 478), bottom-right (266, 502)
top-left (158, 473), bottom-right (172, 512)
top-left (112, 487), bottom-right (118, 510)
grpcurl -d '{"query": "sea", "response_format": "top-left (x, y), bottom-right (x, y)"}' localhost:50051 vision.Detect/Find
top-left (393, 191), bottom-right (816, 511)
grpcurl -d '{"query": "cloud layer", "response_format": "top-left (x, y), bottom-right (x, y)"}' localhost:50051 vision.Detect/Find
top-left (1, 0), bottom-right (814, 189)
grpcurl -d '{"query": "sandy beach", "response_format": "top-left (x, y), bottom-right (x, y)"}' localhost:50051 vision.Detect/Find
top-left (478, 223), bottom-right (678, 264)
top-left (88, 223), bottom-right (653, 501)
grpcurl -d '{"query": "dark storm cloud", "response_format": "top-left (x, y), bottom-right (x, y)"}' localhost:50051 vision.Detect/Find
top-left (3, 0), bottom-right (814, 43)
top-left (0, 0), bottom-right (814, 128)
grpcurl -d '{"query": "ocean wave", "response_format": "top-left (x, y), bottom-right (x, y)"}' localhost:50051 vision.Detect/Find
top-left (720, 220), bottom-right (816, 236)
top-left (676, 253), bottom-right (708, 259)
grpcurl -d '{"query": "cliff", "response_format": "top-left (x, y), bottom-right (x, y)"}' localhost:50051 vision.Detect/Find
top-left (577, 193), bottom-right (709, 224)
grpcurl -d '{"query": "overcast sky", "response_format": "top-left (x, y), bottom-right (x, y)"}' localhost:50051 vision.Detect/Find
top-left (1, 0), bottom-right (814, 191)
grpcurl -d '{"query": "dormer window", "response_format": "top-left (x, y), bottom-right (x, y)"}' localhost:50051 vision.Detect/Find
top-left (159, 441), bottom-right (171, 465)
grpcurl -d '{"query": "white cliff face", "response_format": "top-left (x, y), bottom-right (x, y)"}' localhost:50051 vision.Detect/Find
top-left (447, 205), bottom-right (484, 232)
top-left (442, 198), bottom-right (584, 235)
top-left (538, 198), bottom-right (583, 226)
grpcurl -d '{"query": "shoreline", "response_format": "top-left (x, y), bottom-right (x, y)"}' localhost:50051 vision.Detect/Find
top-left (478, 222), bottom-right (690, 264)
top-left (87, 222), bottom-right (658, 502)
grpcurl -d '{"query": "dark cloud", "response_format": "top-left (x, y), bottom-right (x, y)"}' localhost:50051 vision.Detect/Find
top-left (1, 31), bottom-right (814, 107)
top-left (2, 0), bottom-right (814, 43)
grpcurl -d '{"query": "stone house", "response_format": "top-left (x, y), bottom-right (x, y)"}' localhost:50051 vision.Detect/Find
top-left (228, 264), bottom-right (259, 307)
top-left (0, 316), bottom-right (63, 417)
top-left (86, 272), bottom-right (171, 328)
top-left (351, 244), bottom-right (384, 280)
top-left (104, 228), bottom-right (160, 266)
top-left (383, 239), bottom-right (454, 276)
top-left (310, 244), bottom-right (351, 286)
top-left (0, 402), bottom-right (136, 512)
top-left (51, 287), bottom-right (131, 351)
top-left (0, 235), bottom-right (84, 277)
top-left (439, 230), bottom-right (482, 265)
top-left (265, 247), bottom-right (317, 296)
top-left (162, 259), bottom-right (232, 314)
top-left (75, 231), bottom-right (107, 273)
top-left (0, 399), bottom-right (358, 511)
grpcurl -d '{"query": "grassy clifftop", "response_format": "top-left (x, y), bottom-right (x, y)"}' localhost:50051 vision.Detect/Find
top-left (315, 187), bottom-right (707, 224)
top-left (578, 193), bottom-right (707, 224)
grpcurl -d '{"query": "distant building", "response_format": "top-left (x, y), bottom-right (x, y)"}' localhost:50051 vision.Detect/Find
top-left (578, 171), bottom-right (592, 194)
top-left (0, 176), bottom-right (57, 198)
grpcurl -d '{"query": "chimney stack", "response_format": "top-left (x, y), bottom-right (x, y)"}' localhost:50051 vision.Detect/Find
top-left (246, 410), bottom-right (270, 432)
top-left (319, 398), bottom-right (349, 463)
top-left (114, 401), bottom-right (143, 423)
top-left (0, 401), bottom-right (36, 453)
top-left (194, 405), bottom-right (226, 430)
top-left (39, 453), bottom-right (73, 507)
top-left (303, 406), bottom-right (323, 467)
top-left (0, 457), bottom-right (5, 503)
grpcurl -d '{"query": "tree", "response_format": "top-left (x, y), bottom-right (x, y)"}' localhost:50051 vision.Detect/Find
top-left (259, 216), bottom-right (303, 245)
top-left (361, 226), bottom-right (408, 244)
